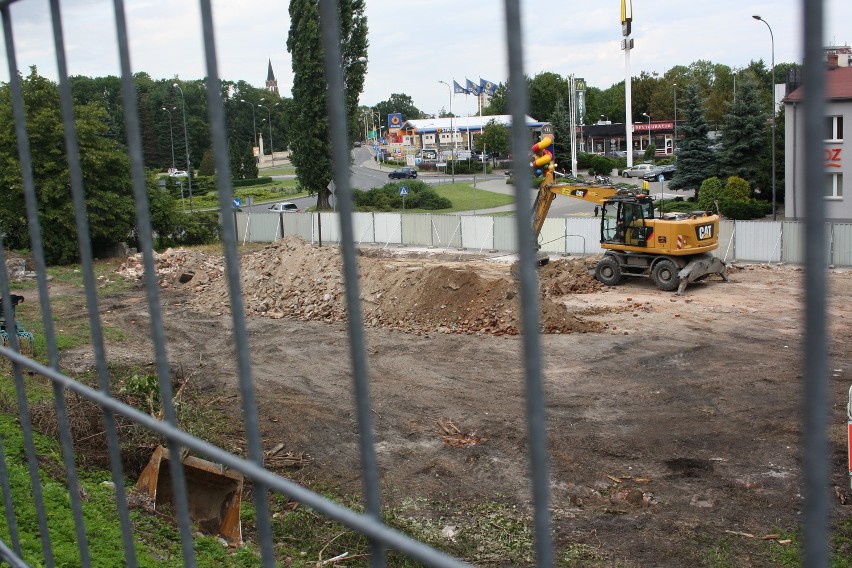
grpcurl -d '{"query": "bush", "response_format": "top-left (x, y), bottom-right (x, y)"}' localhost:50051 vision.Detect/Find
top-left (233, 176), bottom-right (274, 188)
top-left (586, 155), bottom-right (616, 176)
top-left (172, 211), bottom-right (221, 245)
top-left (643, 143), bottom-right (657, 161)
top-left (724, 176), bottom-right (751, 200)
top-left (718, 197), bottom-right (772, 220)
top-left (697, 177), bottom-right (723, 212)
top-left (353, 181), bottom-right (451, 211)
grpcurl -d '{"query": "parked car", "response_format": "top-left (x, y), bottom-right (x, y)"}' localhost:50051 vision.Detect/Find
top-left (388, 167), bottom-right (417, 179)
top-left (268, 202), bottom-right (300, 213)
top-left (169, 170), bottom-right (189, 178)
top-left (619, 163), bottom-right (655, 178)
top-left (354, 141), bottom-right (362, 147)
top-left (641, 165), bottom-right (677, 182)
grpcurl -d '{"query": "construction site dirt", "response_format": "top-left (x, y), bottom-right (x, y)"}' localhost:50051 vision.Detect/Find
top-left (85, 236), bottom-right (852, 564)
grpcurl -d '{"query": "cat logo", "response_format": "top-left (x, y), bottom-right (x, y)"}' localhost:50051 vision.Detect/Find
top-left (569, 189), bottom-right (587, 198)
top-left (696, 224), bottom-right (714, 240)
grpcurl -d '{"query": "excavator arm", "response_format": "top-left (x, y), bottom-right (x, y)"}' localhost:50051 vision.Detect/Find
top-left (531, 169), bottom-right (628, 249)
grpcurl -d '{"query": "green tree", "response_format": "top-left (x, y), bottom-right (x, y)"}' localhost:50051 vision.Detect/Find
top-left (528, 72), bottom-right (569, 122)
top-left (550, 97), bottom-right (572, 164)
top-left (373, 93), bottom-right (424, 124)
top-left (472, 120), bottom-right (509, 157)
top-left (287, 0), bottom-right (367, 208)
top-left (668, 83), bottom-right (716, 191)
top-left (0, 69), bottom-right (134, 264)
top-left (481, 82), bottom-right (509, 116)
top-left (717, 75), bottom-right (766, 191)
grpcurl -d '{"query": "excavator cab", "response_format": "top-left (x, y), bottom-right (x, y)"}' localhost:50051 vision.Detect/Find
top-left (601, 196), bottom-right (655, 247)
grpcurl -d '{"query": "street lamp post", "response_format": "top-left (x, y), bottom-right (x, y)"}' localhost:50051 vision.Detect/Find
top-left (162, 107), bottom-right (176, 171)
top-left (642, 112), bottom-right (651, 149)
top-left (673, 84), bottom-right (678, 153)
top-left (372, 111), bottom-right (382, 168)
top-left (259, 100), bottom-right (277, 166)
top-left (753, 14), bottom-right (777, 221)
top-left (438, 80), bottom-right (455, 182)
top-left (172, 83), bottom-right (194, 211)
top-left (239, 99), bottom-right (258, 155)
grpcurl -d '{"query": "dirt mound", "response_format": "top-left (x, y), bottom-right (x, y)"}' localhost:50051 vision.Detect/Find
top-left (119, 237), bottom-right (604, 336)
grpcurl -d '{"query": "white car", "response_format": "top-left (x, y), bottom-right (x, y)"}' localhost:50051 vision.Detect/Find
top-left (619, 163), bottom-right (654, 178)
top-left (268, 202), bottom-right (300, 213)
top-left (169, 170), bottom-right (189, 178)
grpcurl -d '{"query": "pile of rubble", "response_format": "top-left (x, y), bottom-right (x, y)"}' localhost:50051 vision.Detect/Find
top-left (118, 237), bottom-right (604, 336)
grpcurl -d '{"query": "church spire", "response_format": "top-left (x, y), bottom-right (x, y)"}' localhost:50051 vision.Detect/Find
top-left (265, 59), bottom-right (279, 94)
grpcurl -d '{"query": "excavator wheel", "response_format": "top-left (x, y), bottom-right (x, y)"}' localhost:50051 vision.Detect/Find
top-left (594, 256), bottom-right (623, 286)
top-left (652, 258), bottom-right (680, 292)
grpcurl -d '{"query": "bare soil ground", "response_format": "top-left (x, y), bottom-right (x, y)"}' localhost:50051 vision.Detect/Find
top-left (84, 237), bottom-right (852, 564)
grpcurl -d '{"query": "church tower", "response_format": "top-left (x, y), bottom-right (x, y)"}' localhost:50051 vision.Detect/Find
top-left (265, 59), bottom-right (279, 94)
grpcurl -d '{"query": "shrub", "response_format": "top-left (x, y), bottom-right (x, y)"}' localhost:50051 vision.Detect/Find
top-left (718, 197), bottom-right (772, 220)
top-left (587, 155), bottom-right (616, 176)
top-left (172, 211), bottom-right (221, 245)
top-left (233, 177), bottom-right (274, 188)
top-left (697, 177), bottom-right (723, 212)
top-left (353, 181), bottom-right (451, 211)
top-left (724, 176), bottom-right (751, 201)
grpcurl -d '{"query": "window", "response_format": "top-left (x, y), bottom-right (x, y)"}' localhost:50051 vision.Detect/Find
top-left (825, 172), bottom-right (843, 199)
top-left (825, 116), bottom-right (844, 141)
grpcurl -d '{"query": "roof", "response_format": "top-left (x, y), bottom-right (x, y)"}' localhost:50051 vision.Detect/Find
top-left (267, 59), bottom-right (275, 82)
top-left (784, 66), bottom-right (852, 102)
top-left (400, 114), bottom-right (545, 133)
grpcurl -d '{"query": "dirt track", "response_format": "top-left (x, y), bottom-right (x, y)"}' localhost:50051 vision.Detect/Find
top-left (108, 237), bottom-right (852, 565)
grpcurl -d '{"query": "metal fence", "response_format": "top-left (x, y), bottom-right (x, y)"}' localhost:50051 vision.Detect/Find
top-left (0, 1), bottom-right (834, 568)
top-left (238, 211), bottom-right (852, 267)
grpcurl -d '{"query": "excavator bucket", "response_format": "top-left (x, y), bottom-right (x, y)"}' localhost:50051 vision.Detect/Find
top-left (134, 445), bottom-right (244, 546)
top-left (677, 254), bottom-right (729, 295)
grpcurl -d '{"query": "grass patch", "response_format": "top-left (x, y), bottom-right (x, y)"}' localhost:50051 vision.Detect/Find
top-left (192, 179), bottom-right (303, 210)
top-left (387, 182), bottom-right (513, 214)
top-left (257, 165), bottom-right (296, 176)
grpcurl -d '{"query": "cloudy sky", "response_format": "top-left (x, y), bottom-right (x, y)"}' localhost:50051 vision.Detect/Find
top-left (1, 0), bottom-right (849, 119)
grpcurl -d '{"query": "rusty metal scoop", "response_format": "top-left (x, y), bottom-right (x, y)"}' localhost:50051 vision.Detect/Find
top-left (135, 445), bottom-right (244, 546)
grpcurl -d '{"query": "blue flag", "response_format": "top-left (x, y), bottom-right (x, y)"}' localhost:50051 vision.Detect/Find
top-left (453, 80), bottom-right (468, 94)
top-left (479, 78), bottom-right (497, 96)
top-left (466, 78), bottom-right (481, 95)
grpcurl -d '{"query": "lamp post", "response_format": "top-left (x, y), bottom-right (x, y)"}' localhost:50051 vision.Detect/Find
top-left (259, 100), bottom-right (277, 166)
top-left (239, 99), bottom-right (258, 155)
top-left (642, 112), bottom-right (651, 149)
top-left (673, 84), bottom-right (677, 153)
top-left (372, 111), bottom-right (383, 168)
top-left (172, 83), bottom-right (193, 211)
top-left (753, 14), bottom-right (776, 221)
top-left (438, 80), bottom-right (455, 182)
top-left (161, 107), bottom-right (176, 171)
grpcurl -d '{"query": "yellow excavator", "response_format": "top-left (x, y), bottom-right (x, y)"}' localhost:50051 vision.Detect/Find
top-left (530, 147), bottom-right (728, 294)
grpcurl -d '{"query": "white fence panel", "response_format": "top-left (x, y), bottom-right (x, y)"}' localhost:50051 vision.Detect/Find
top-left (781, 221), bottom-right (806, 265)
top-left (563, 218), bottom-right (602, 256)
top-left (353, 212), bottom-right (377, 245)
top-left (315, 212), bottom-right (341, 243)
top-left (244, 212), bottom-right (281, 242)
top-left (373, 212), bottom-right (402, 245)
top-left (831, 224), bottom-right (852, 266)
top-left (460, 215), bottom-right (495, 251)
top-left (538, 218), bottom-right (566, 254)
top-left (430, 214), bottom-right (463, 249)
top-left (493, 215), bottom-right (519, 252)
top-left (401, 214), bottom-right (434, 246)
top-left (733, 220), bottom-right (782, 262)
top-left (716, 220), bottom-right (736, 261)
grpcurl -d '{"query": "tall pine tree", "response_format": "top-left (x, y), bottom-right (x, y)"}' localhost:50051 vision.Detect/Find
top-left (668, 82), bottom-right (716, 192)
top-left (287, 0), bottom-right (367, 209)
top-left (717, 75), bottom-right (767, 190)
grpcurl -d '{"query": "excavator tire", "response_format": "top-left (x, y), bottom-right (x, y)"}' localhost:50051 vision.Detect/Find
top-left (595, 256), bottom-right (623, 286)
top-left (652, 258), bottom-right (680, 292)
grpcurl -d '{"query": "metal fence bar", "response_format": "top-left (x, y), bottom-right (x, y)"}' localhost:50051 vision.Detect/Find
top-left (46, 0), bottom-right (138, 563)
top-left (318, 2), bottom-right (385, 565)
top-left (111, 0), bottom-right (197, 565)
top-left (504, 1), bottom-right (554, 566)
top-left (197, 0), bottom-right (276, 564)
top-left (802, 0), bottom-right (830, 566)
top-left (3, 3), bottom-right (87, 564)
